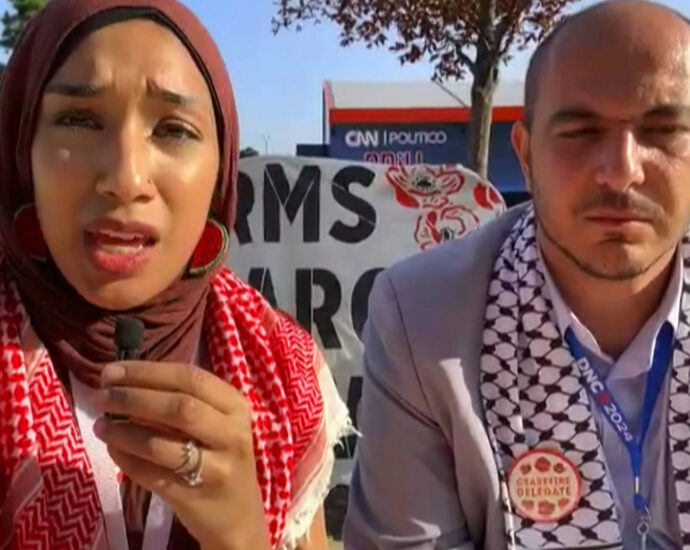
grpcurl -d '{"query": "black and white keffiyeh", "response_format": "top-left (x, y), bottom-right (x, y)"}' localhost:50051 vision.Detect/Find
top-left (480, 206), bottom-right (690, 549)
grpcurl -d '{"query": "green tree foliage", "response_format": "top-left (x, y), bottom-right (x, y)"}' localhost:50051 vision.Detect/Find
top-left (240, 147), bottom-right (260, 158)
top-left (274, 0), bottom-right (578, 178)
top-left (1, 0), bottom-right (47, 52)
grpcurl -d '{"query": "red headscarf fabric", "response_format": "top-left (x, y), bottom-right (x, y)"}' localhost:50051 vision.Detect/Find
top-left (0, 4), bottom-right (349, 550)
top-left (0, 0), bottom-right (239, 387)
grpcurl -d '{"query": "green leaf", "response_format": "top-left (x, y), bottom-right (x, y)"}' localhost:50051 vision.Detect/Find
top-left (1, 0), bottom-right (48, 52)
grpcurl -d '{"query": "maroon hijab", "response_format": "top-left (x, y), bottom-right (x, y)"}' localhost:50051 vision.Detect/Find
top-left (0, 0), bottom-right (239, 387)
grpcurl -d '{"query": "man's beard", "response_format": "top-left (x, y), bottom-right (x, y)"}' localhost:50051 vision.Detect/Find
top-left (530, 176), bottom-right (671, 281)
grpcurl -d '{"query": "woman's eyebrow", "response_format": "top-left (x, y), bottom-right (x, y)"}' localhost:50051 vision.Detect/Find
top-left (44, 79), bottom-right (200, 107)
top-left (146, 80), bottom-right (198, 106)
top-left (44, 81), bottom-right (105, 97)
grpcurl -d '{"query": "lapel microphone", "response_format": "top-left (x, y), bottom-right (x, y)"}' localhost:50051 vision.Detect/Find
top-left (106, 317), bottom-right (144, 422)
top-left (115, 317), bottom-right (144, 362)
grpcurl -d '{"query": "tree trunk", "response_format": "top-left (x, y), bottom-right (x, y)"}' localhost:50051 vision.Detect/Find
top-left (468, 66), bottom-right (497, 180)
top-left (468, 0), bottom-right (498, 181)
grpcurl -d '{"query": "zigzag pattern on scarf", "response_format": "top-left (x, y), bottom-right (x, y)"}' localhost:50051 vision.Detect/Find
top-left (0, 275), bottom-right (102, 549)
top-left (1, 268), bottom-right (325, 550)
top-left (269, 311), bottom-right (324, 462)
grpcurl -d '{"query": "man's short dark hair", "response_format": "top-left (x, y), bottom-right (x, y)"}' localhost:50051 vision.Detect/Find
top-left (523, 1), bottom-right (690, 130)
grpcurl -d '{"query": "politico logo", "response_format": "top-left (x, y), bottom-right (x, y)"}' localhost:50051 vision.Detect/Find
top-left (387, 131), bottom-right (448, 146)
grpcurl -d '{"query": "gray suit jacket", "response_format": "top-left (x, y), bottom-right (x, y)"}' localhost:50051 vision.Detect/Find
top-left (344, 206), bottom-right (528, 550)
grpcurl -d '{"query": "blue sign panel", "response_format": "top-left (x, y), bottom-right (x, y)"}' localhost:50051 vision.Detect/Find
top-left (329, 122), bottom-right (525, 194)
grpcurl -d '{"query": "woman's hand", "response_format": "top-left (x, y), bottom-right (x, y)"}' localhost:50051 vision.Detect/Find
top-left (92, 361), bottom-right (271, 550)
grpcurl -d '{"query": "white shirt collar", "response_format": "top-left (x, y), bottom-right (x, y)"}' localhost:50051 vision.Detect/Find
top-left (539, 244), bottom-right (683, 380)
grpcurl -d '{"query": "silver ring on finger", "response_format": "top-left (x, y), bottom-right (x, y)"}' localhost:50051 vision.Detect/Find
top-left (173, 439), bottom-right (198, 474)
top-left (174, 439), bottom-right (204, 488)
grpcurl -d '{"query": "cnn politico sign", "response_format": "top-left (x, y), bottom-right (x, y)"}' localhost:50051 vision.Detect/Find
top-left (344, 129), bottom-right (449, 148)
top-left (330, 123), bottom-right (464, 166)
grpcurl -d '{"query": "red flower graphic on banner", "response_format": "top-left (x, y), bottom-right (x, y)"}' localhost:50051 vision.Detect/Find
top-left (386, 165), bottom-right (466, 209)
top-left (383, 162), bottom-right (505, 251)
top-left (414, 205), bottom-right (481, 250)
top-left (474, 181), bottom-right (503, 210)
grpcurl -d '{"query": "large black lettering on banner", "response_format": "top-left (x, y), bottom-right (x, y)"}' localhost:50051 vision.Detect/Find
top-left (329, 166), bottom-right (377, 244)
top-left (264, 164), bottom-right (320, 243)
top-left (234, 171), bottom-right (254, 245)
top-left (244, 266), bottom-right (383, 347)
top-left (296, 269), bottom-right (342, 349)
top-left (351, 268), bottom-right (384, 340)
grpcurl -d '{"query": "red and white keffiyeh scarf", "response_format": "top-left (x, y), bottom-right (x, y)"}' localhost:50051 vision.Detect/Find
top-left (0, 266), bottom-right (349, 549)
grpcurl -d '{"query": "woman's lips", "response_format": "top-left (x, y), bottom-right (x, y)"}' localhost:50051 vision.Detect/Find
top-left (83, 221), bottom-right (159, 276)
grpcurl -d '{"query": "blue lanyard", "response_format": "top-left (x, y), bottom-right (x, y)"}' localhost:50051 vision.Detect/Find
top-left (564, 322), bottom-right (674, 548)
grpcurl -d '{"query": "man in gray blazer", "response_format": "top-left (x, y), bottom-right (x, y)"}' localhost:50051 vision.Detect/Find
top-left (345, 1), bottom-right (690, 549)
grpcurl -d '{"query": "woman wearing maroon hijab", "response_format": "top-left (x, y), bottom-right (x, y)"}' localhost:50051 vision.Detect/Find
top-left (0, 1), bottom-right (351, 549)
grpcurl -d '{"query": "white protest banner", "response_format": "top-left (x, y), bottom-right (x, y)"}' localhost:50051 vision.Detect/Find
top-left (228, 156), bottom-right (505, 485)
